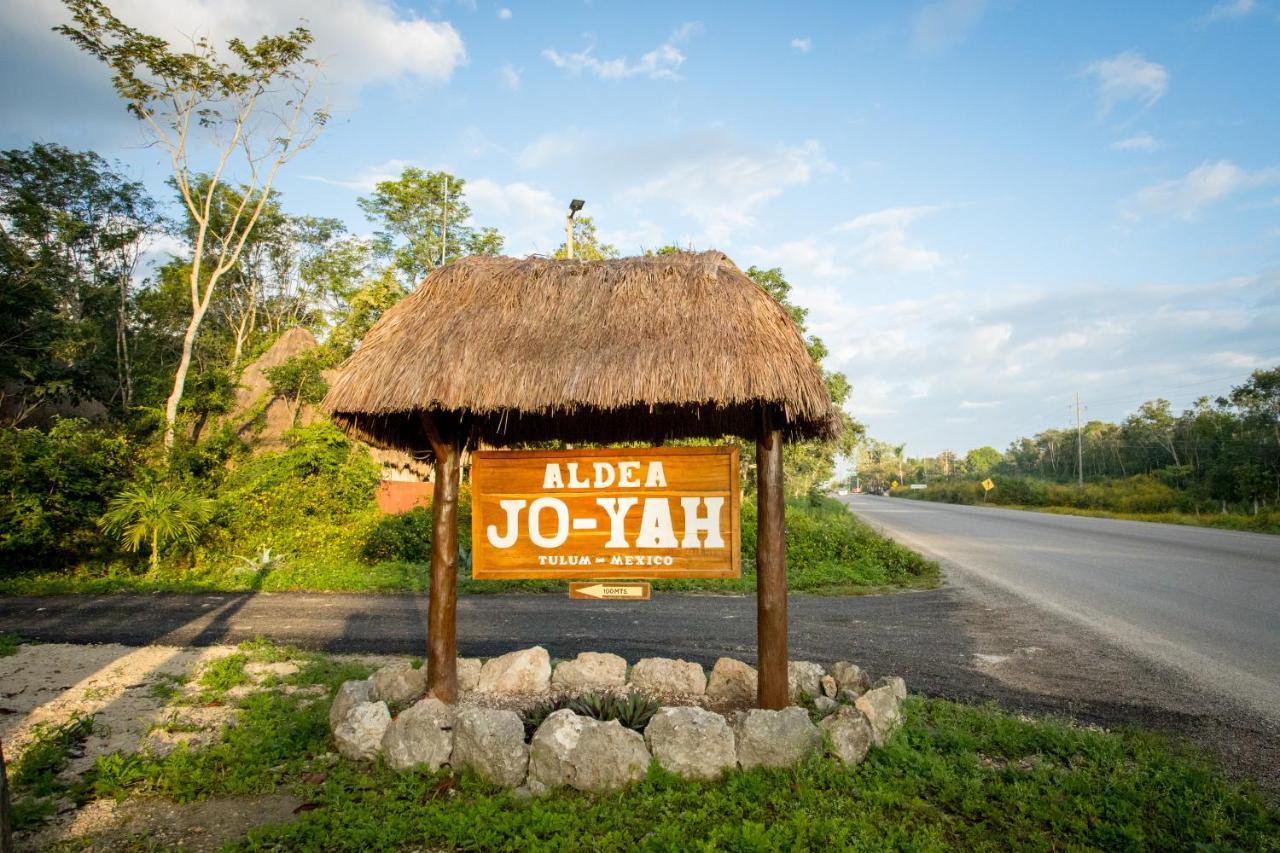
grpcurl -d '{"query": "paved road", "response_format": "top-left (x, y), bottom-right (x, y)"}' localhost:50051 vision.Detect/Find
top-left (843, 495), bottom-right (1280, 722)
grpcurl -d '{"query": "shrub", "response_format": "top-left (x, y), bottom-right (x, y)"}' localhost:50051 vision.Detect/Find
top-left (205, 422), bottom-right (381, 567)
top-left (361, 507), bottom-right (433, 563)
top-left (0, 418), bottom-right (134, 575)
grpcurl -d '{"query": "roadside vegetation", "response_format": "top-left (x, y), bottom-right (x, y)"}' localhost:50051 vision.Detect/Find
top-left (892, 476), bottom-right (1280, 534)
top-left (858, 367), bottom-right (1280, 534)
top-left (12, 639), bottom-right (1273, 850)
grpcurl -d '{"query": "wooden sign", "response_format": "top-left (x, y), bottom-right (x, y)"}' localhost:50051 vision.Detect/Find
top-left (471, 446), bottom-right (740, 580)
top-left (569, 582), bottom-right (651, 600)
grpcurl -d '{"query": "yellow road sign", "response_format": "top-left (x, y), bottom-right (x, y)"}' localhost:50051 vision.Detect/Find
top-left (569, 582), bottom-right (651, 600)
top-left (981, 478), bottom-right (995, 491)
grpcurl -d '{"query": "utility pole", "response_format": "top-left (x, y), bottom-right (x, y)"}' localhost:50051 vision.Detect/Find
top-left (440, 175), bottom-right (450, 267)
top-left (1075, 391), bottom-right (1084, 488)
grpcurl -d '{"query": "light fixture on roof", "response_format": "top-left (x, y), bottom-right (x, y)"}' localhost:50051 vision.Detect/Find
top-left (566, 199), bottom-right (585, 259)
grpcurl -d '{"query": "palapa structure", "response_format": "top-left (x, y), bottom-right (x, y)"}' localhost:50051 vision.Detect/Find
top-left (323, 250), bottom-right (840, 707)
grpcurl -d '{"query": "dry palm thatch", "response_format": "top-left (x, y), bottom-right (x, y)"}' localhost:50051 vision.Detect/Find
top-left (322, 251), bottom-right (840, 452)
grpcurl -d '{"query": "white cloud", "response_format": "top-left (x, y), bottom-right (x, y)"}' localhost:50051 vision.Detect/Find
top-left (834, 206), bottom-right (946, 273)
top-left (1123, 160), bottom-right (1280, 220)
top-left (912, 0), bottom-right (989, 53)
top-left (1, 0), bottom-right (465, 102)
top-left (498, 63), bottom-right (522, 90)
top-left (508, 128), bottom-right (830, 246)
top-left (790, 37), bottom-right (812, 53)
top-left (465, 179), bottom-right (562, 254)
top-left (543, 22), bottom-right (701, 81)
top-left (304, 158), bottom-right (421, 192)
top-left (497, 7), bottom-right (512, 20)
top-left (622, 138), bottom-right (830, 244)
top-left (1204, 0), bottom-right (1257, 21)
top-left (1082, 51), bottom-right (1168, 116)
top-left (805, 271), bottom-right (1280, 454)
top-left (1112, 132), bottom-right (1161, 152)
top-left (836, 205), bottom-right (943, 231)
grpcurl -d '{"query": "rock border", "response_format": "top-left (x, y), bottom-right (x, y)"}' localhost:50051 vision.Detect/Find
top-left (330, 649), bottom-right (906, 792)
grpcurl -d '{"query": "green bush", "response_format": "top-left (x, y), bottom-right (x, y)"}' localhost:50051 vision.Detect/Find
top-left (0, 418), bottom-right (134, 574)
top-left (361, 507), bottom-right (433, 563)
top-left (204, 422), bottom-right (381, 567)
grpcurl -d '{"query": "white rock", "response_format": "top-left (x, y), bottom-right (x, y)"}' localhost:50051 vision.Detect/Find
top-left (813, 696), bottom-right (838, 715)
top-left (381, 697), bottom-right (454, 771)
top-left (706, 657), bottom-right (757, 705)
top-left (820, 705), bottom-right (874, 765)
top-left (628, 658), bottom-right (706, 696)
top-left (830, 661), bottom-right (870, 697)
top-left (452, 707), bottom-right (528, 786)
top-left (788, 661), bottom-right (825, 700)
top-left (329, 679), bottom-right (372, 732)
top-left (872, 675), bottom-right (907, 701)
top-left (551, 652), bottom-right (628, 690)
top-left (734, 707), bottom-right (821, 769)
top-left (457, 658), bottom-right (483, 693)
top-left (368, 662), bottom-right (426, 706)
top-left (643, 706), bottom-right (736, 780)
top-left (854, 685), bottom-right (902, 746)
top-left (333, 700), bottom-right (390, 761)
top-left (477, 647), bottom-right (551, 694)
top-left (527, 709), bottom-right (651, 793)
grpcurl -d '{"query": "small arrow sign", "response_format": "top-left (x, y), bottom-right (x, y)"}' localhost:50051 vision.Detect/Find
top-left (569, 582), bottom-right (651, 601)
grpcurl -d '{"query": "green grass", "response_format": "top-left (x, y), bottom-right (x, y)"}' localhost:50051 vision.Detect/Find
top-left (0, 632), bottom-right (23, 656)
top-left (0, 496), bottom-right (940, 598)
top-left (75, 650), bottom-right (1279, 852)
top-left (6, 713), bottom-right (96, 831)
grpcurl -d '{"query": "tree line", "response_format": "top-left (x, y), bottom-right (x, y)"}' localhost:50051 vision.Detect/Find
top-left (857, 372), bottom-right (1280, 512)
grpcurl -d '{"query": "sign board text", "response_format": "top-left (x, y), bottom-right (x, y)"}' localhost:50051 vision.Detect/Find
top-left (471, 447), bottom-right (740, 580)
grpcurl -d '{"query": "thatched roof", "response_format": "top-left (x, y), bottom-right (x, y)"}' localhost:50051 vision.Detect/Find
top-left (322, 251), bottom-right (840, 452)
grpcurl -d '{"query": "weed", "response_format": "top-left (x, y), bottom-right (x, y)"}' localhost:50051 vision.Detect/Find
top-left (0, 632), bottom-right (22, 656)
top-left (199, 653), bottom-right (250, 693)
top-left (7, 713), bottom-right (96, 831)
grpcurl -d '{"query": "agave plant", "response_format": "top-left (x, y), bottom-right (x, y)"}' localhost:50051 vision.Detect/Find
top-left (565, 691), bottom-right (660, 731)
top-left (612, 692), bottom-right (659, 730)
top-left (100, 482), bottom-right (215, 574)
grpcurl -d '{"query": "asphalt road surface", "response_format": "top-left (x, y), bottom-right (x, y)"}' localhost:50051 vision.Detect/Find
top-left (843, 495), bottom-right (1280, 723)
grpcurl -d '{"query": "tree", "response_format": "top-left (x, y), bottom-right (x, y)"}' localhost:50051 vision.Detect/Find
top-left (553, 216), bottom-right (618, 260)
top-left (0, 143), bottom-right (156, 421)
top-left (965, 446), bottom-right (1002, 475)
top-left (58, 0), bottom-right (329, 448)
top-left (358, 167), bottom-right (503, 285)
top-left (100, 481), bottom-right (214, 573)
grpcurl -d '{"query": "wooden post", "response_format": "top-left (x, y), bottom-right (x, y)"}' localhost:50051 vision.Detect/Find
top-left (756, 408), bottom-right (789, 709)
top-left (422, 414), bottom-right (460, 703)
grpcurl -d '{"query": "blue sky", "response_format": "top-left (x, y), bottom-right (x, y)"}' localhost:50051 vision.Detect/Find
top-left (2, 0), bottom-right (1278, 454)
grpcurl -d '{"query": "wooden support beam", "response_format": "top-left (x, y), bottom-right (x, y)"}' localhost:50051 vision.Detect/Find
top-left (756, 408), bottom-right (789, 709)
top-left (422, 413), bottom-right (460, 703)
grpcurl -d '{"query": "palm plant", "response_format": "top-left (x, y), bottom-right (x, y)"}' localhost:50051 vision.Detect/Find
top-left (100, 483), bottom-right (215, 574)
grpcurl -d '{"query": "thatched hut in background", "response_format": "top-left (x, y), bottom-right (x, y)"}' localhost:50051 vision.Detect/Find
top-left (322, 250), bottom-right (840, 707)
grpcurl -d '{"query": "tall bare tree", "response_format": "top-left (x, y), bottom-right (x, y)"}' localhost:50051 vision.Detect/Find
top-left (56, 0), bottom-right (328, 447)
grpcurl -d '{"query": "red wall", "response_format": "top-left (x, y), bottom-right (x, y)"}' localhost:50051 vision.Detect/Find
top-left (376, 481), bottom-right (432, 514)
